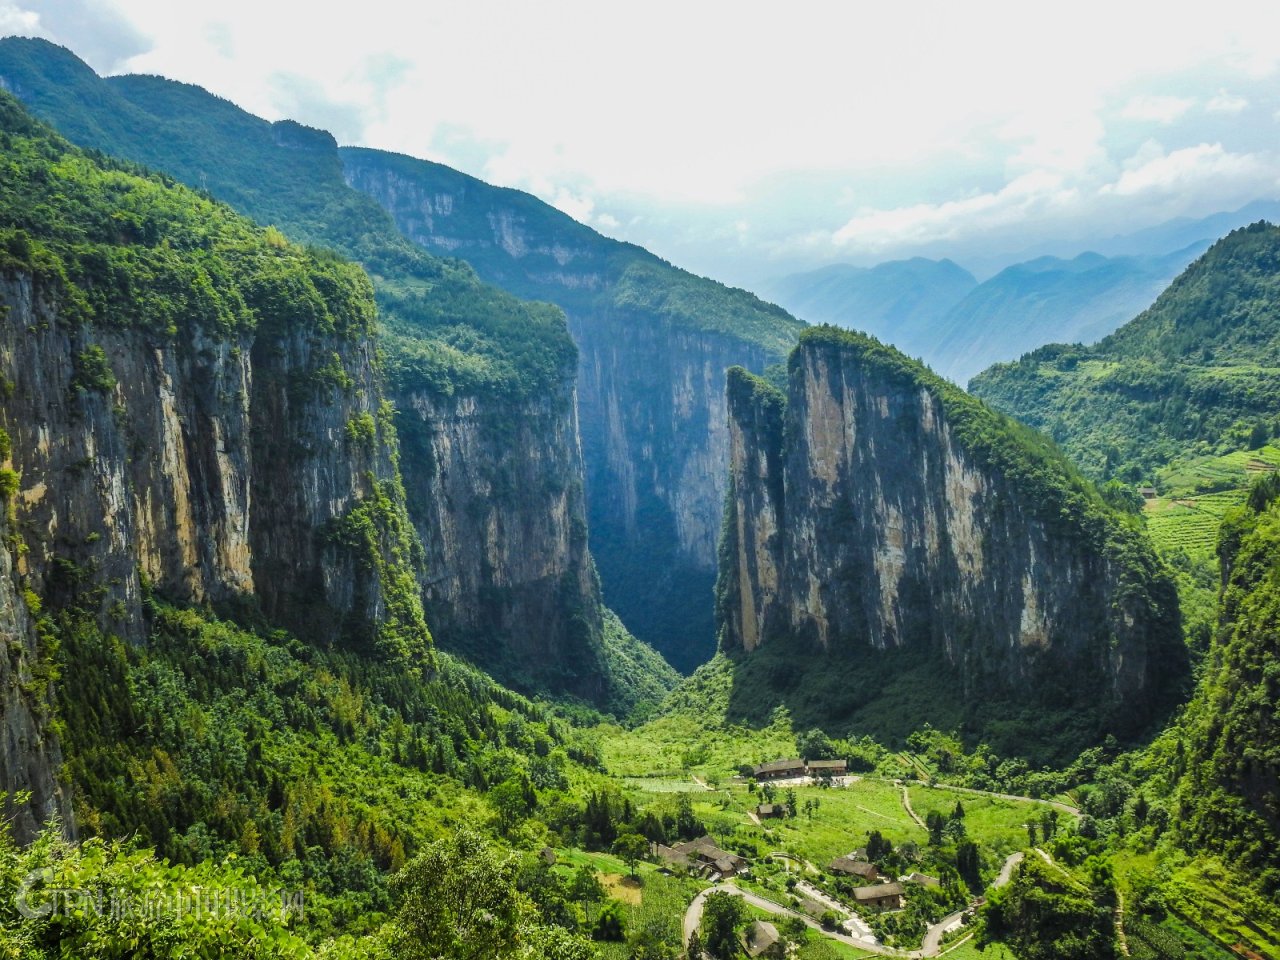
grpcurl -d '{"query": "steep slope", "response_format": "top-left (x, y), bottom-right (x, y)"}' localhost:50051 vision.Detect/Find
top-left (716, 327), bottom-right (1186, 760)
top-left (0, 38), bottom-right (669, 703)
top-left (761, 257), bottom-right (976, 358)
top-left (341, 146), bottom-right (805, 671)
top-left (0, 92), bottom-right (431, 833)
top-left (1175, 474), bottom-right (1280, 887)
top-left (971, 222), bottom-right (1280, 483)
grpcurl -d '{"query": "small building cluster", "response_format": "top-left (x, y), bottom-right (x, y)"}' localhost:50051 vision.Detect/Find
top-left (752, 758), bottom-right (848, 781)
top-left (650, 835), bottom-right (747, 880)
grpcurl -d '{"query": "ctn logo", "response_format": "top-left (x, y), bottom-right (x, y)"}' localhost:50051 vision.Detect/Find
top-left (15, 867), bottom-right (54, 919)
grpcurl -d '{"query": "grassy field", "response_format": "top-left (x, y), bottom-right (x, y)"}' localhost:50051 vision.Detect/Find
top-left (906, 785), bottom-right (1047, 862)
top-left (591, 702), bottom-right (795, 780)
top-left (1145, 490), bottom-right (1244, 558)
top-left (938, 939), bottom-right (1015, 959)
top-left (1161, 857), bottom-right (1280, 959)
top-left (745, 780), bottom-right (928, 864)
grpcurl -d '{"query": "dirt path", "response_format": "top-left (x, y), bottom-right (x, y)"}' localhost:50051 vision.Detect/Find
top-left (993, 852), bottom-right (1023, 888)
top-left (920, 909), bottom-right (967, 956)
top-left (887, 777), bottom-right (1080, 816)
top-left (857, 803), bottom-right (914, 827)
top-left (1116, 887), bottom-right (1130, 957)
top-left (901, 785), bottom-right (926, 828)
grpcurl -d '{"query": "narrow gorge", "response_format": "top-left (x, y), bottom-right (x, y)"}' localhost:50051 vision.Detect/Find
top-left (341, 147), bottom-right (805, 670)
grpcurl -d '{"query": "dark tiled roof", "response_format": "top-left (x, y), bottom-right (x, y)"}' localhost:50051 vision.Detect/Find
top-left (853, 882), bottom-right (904, 901)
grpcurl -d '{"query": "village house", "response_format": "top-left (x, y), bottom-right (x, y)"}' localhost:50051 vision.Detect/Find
top-left (830, 856), bottom-right (879, 880)
top-left (755, 803), bottom-right (785, 819)
top-left (742, 920), bottom-right (784, 959)
top-left (806, 758), bottom-right (848, 777)
top-left (753, 759), bottom-right (806, 780)
top-left (650, 835), bottom-right (747, 880)
top-left (853, 882), bottom-right (905, 911)
top-left (752, 757), bottom-right (848, 781)
top-left (905, 871), bottom-right (939, 887)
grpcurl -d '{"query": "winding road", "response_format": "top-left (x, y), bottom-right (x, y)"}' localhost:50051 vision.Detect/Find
top-left (682, 852), bottom-right (1025, 959)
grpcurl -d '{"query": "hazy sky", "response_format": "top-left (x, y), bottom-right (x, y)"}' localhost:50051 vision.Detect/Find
top-left (6, 0), bottom-right (1280, 285)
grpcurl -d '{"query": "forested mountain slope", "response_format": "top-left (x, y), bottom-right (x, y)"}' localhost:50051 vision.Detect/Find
top-left (971, 222), bottom-right (1280, 483)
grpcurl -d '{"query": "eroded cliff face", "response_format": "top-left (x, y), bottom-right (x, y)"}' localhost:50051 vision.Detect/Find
top-left (394, 383), bottom-right (606, 699)
top-left (341, 150), bottom-right (798, 670)
top-left (0, 271), bottom-right (420, 831)
top-left (576, 318), bottom-right (778, 671)
top-left (0, 500), bottom-right (71, 843)
top-left (0, 274), bottom-right (404, 643)
top-left (721, 333), bottom-right (1185, 734)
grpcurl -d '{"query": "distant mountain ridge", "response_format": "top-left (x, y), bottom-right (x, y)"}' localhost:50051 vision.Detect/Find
top-left (760, 257), bottom-right (977, 361)
top-left (766, 243), bottom-right (1214, 384)
top-left (970, 221), bottom-right (1280, 481)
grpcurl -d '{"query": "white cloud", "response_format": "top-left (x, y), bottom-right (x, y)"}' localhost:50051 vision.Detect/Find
top-left (1120, 94), bottom-right (1196, 124)
top-left (9, 0), bottom-right (1280, 283)
top-left (1100, 142), bottom-right (1266, 196)
top-left (833, 171), bottom-right (1078, 252)
top-left (0, 3), bottom-right (41, 34)
top-left (1206, 91), bottom-right (1249, 113)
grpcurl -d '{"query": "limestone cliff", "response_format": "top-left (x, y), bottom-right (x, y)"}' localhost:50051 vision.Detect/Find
top-left (394, 381), bottom-right (606, 699)
top-left (719, 328), bottom-right (1187, 747)
top-left (0, 270), bottom-right (416, 651)
top-left (341, 147), bottom-right (804, 669)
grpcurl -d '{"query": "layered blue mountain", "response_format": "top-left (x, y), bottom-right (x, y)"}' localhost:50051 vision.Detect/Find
top-left (767, 245), bottom-right (1214, 385)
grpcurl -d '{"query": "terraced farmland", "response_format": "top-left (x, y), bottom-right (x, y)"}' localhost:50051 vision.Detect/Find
top-left (1144, 443), bottom-right (1280, 559)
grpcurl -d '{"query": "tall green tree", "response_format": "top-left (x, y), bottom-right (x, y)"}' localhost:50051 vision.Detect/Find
top-left (613, 833), bottom-right (649, 878)
top-left (700, 892), bottom-right (746, 959)
top-left (390, 828), bottom-right (524, 960)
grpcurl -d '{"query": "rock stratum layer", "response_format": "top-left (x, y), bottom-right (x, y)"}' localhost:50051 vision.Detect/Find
top-left (718, 327), bottom-right (1188, 745)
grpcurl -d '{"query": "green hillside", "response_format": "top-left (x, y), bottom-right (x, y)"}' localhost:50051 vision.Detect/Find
top-left (1175, 474), bottom-right (1280, 891)
top-left (970, 223), bottom-right (1280, 483)
top-left (0, 36), bottom-right (574, 401)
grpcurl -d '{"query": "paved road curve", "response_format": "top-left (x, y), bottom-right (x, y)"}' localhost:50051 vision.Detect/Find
top-left (682, 852), bottom-right (1026, 959)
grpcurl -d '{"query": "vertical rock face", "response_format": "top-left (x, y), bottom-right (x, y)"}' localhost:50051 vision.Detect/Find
top-left (394, 383), bottom-right (606, 699)
top-left (574, 318), bottom-right (778, 670)
top-left (341, 148), bottom-right (803, 670)
top-left (0, 502), bottom-right (71, 843)
top-left (720, 329), bottom-right (1186, 736)
top-left (0, 275), bottom-right (401, 645)
top-left (0, 268), bottom-right (418, 833)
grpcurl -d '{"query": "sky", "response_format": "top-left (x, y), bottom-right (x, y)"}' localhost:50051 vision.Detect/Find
top-left (5, 0), bottom-right (1280, 286)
